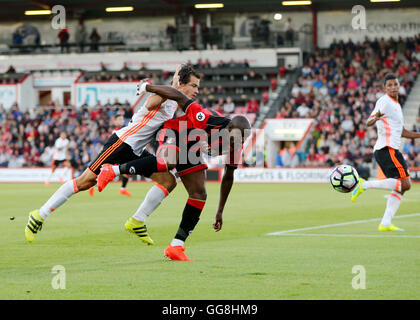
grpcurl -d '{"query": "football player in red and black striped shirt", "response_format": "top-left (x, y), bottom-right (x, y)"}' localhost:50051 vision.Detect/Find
top-left (98, 82), bottom-right (251, 261)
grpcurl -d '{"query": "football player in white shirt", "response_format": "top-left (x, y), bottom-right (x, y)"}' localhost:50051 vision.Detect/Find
top-left (25, 64), bottom-right (200, 243)
top-left (352, 73), bottom-right (420, 231)
top-left (45, 132), bottom-right (72, 186)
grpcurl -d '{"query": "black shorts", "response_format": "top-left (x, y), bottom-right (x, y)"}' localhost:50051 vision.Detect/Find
top-left (88, 133), bottom-right (152, 175)
top-left (51, 159), bottom-right (67, 168)
top-left (156, 129), bottom-right (208, 177)
top-left (374, 147), bottom-right (409, 179)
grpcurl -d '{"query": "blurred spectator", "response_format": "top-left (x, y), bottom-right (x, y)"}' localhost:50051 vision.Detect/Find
top-left (244, 70), bottom-right (260, 81)
top-left (285, 17), bottom-right (294, 46)
top-left (213, 97), bottom-right (224, 113)
top-left (256, 147), bottom-right (265, 167)
top-left (6, 65), bottom-right (16, 74)
top-left (58, 28), bottom-right (70, 53)
top-left (341, 115), bottom-right (354, 132)
top-left (122, 62), bottom-right (130, 71)
top-left (223, 96), bottom-right (235, 114)
top-left (296, 103), bottom-right (310, 117)
top-left (75, 20), bottom-right (87, 53)
top-left (166, 24), bottom-right (177, 47)
top-left (201, 23), bottom-right (210, 50)
top-left (247, 97), bottom-right (260, 115)
top-left (279, 66), bottom-right (286, 78)
top-left (201, 97), bottom-right (211, 109)
top-left (12, 30), bottom-right (23, 46)
top-left (276, 150), bottom-right (283, 167)
top-left (89, 28), bottom-right (101, 52)
top-left (280, 147), bottom-right (292, 167)
top-left (276, 107), bottom-right (288, 119)
top-left (8, 154), bottom-right (24, 168)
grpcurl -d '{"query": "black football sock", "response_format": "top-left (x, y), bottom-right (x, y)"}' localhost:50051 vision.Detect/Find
top-left (119, 155), bottom-right (167, 178)
top-left (174, 198), bottom-right (206, 242)
top-left (121, 175), bottom-right (128, 188)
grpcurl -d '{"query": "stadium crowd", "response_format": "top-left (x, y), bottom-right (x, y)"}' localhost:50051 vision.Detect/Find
top-left (0, 102), bottom-right (132, 176)
top-left (272, 36), bottom-right (420, 176)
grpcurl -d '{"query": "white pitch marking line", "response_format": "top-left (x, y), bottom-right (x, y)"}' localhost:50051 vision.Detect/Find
top-left (266, 212), bottom-right (420, 236)
top-left (274, 233), bottom-right (420, 239)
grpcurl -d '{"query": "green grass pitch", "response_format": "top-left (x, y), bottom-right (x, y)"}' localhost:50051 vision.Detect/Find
top-left (1, 182), bottom-right (420, 300)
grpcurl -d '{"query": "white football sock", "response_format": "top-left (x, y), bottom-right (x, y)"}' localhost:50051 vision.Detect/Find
top-left (380, 191), bottom-right (402, 227)
top-left (133, 184), bottom-right (168, 222)
top-left (112, 165), bottom-right (120, 176)
top-left (362, 178), bottom-right (400, 192)
top-left (46, 171), bottom-right (55, 183)
top-left (170, 239), bottom-right (185, 247)
top-left (39, 179), bottom-right (79, 220)
top-left (60, 167), bottom-right (69, 181)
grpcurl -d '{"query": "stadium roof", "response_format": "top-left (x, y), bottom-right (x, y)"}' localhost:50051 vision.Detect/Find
top-left (0, 0), bottom-right (419, 20)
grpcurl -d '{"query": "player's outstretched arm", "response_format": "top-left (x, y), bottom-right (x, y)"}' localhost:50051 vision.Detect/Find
top-left (140, 82), bottom-right (190, 107)
top-left (213, 165), bottom-right (236, 232)
top-left (402, 127), bottom-right (420, 139)
top-left (143, 65), bottom-right (182, 111)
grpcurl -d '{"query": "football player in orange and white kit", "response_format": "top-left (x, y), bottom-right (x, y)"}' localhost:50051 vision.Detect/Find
top-left (352, 73), bottom-right (420, 231)
top-left (45, 132), bottom-right (72, 186)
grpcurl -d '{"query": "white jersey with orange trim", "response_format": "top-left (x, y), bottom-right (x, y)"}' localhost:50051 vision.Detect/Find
top-left (369, 94), bottom-right (404, 151)
top-left (114, 99), bottom-right (178, 156)
top-left (53, 137), bottom-right (69, 160)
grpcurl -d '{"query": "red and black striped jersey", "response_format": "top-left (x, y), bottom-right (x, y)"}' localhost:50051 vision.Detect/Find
top-left (160, 100), bottom-right (242, 167)
top-left (163, 100), bottom-right (231, 133)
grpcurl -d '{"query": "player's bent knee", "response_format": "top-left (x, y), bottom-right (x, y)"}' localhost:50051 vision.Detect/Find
top-left (402, 182), bottom-right (411, 192)
top-left (164, 174), bottom-right (177, 192)
top-left (189, 191), bottom-right (207, 201)
top-left (151, 172), bottom-right (177, 192)
top-left (75, 171), bottom-right (97, 191)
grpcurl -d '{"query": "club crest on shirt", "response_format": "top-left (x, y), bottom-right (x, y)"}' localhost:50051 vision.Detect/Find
top-left (196, 112), bottom-right (205, 121)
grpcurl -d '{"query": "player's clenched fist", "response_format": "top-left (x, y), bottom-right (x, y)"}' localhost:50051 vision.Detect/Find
top-left (136, 79), bottom-right (151, 96)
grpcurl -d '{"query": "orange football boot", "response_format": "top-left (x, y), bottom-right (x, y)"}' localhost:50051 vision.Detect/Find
top-left (119, 188), bottom-right (132, 197)
top-left (97, 164), bottom-right (116, 192)
top-left (164, 244), bottom-right (194, 261)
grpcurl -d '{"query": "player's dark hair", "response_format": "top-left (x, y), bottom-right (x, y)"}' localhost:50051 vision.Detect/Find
top-left (384, 73), bottom-right (397, 84)
top-left (178, 63), bottom-right (200, 85)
